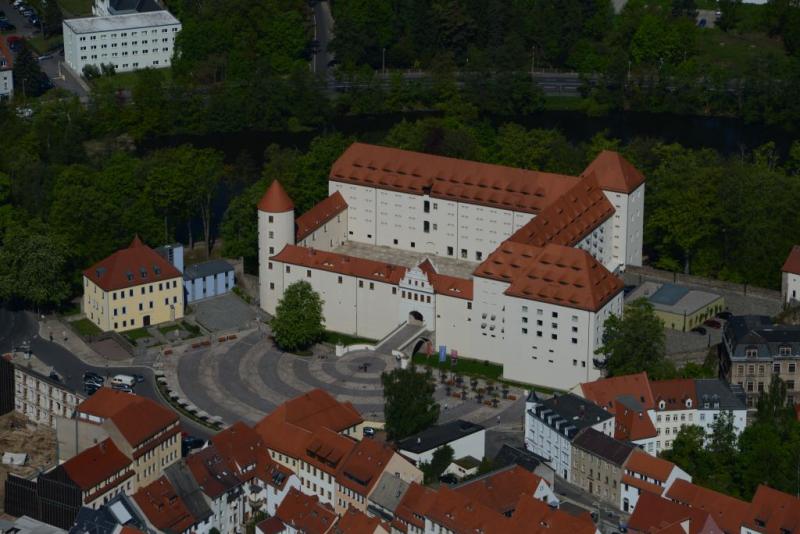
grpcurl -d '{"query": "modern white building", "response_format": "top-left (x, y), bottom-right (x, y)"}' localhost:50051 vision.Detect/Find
top-left (524, 391), bottom-right (614, 481)
top-left (258, 144), bottom-right (646, 391)
top-left (62, 10), bottom-right (180, 75)
top-left (397, 420), bottom-right (486, 466)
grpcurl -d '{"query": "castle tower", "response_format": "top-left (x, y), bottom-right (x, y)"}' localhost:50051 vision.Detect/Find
top-left (258, 180), bottom-right (295, 313)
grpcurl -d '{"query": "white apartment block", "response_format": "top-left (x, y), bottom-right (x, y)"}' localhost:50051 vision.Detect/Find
top-left (63, 11), bottom-right (180, 75)
top-left (259, 144), bottom-right (645, 391)
top-left (13, 366), bottom-right (83, 428)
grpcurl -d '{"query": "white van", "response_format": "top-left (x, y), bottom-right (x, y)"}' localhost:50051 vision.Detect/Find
top-left (110, 374), bottom-right (136, 389)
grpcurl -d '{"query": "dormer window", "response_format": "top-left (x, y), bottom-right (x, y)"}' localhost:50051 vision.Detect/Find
top-left (685, 398), bottom-right (692, 408)
top-left (779, 346), bottom-right (791, 357)
top-left (125, 271), bottom-right (133, 281)
top-left (154, 265), bottom-right (161, 275)
top-left (658, 400), bottom-right (666, 410)
top-left (745, 348), bottom-right (758, 358)
top-left (140, 268), bottom-right (148, 279)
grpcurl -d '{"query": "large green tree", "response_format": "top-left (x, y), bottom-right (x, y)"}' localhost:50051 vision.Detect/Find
top-left (381, 365), bottom-right (439, 440)
top-left (596, 298), bottom-right (671, 378)
top-left (420, 445), bottom-right (454, 484)
top-left (270, 281), bottom-right (325, 352)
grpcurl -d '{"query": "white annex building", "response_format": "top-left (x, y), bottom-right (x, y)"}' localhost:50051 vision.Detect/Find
top-left (62, 10), bottom-right (180, 75)
top-left (258, 143), bottom-right (645, 390)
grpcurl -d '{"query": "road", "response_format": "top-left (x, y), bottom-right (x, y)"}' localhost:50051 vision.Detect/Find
top-left (311, 0), bottom-right (334, 78)
top-left (0, 307), bottom-right (214, 439)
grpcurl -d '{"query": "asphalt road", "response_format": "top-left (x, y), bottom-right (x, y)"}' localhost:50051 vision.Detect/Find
top-left (0, 307), bottom-right (214, 439)
top-left (312, 0), bottom-right (333, 77)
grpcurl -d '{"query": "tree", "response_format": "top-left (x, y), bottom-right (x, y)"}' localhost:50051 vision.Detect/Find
top-left (596, 298), bottom-right (672, 378)
top-left (381, 365), bottom-right (440, 440)
top-left (270, 281), bottom-right (325, 352)
top-left (82, 64), bottom-right (101, 80)
top-left (661, 425), bottom-right (708, 478)
top-left (420, 445), bottom-right (454, 484)
top-left (12, 42), bottom-right (45, 97)
top-left (44, 0), bottom-right (63, 37)
top-left (717, 0), bottom-right (742, 32)
top-left (0, 222), bottom-right (72, 309)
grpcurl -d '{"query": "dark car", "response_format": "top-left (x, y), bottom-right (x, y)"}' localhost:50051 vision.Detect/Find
top-left (716, 311), bottom-right (733, 321)
top-left (84, 383), bottom-right (100, 395)
top-left (704, 319), bottom-right (722, 329)
top-left (0, 21), bottom-right (15, 32)
top-left (362, 426), bottom-right (376, 437)
top-left (133, 373), bottom-right (145, 383)
top-left (182, 436), bottom-right (205, 456)
top-left (29, 15), bottom-right (39, 26)
top-left (439, 474), bottom-right (459, 485)
top-left (691, 326), bottom-right (707, 335)
top-left (84, 371), bottom-right (104, 383)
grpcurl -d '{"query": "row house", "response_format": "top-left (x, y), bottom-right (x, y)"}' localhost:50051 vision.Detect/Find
top-left (524, 391), bottom-right (614, 481)
top-left (629, 479), bottom-right (800, 534)
top-left (620, 449), bottom-right (690, 513)
top-left (581, 372), bottom-right (747, 453)
top-left (570, 428), bottom-right (636, 509)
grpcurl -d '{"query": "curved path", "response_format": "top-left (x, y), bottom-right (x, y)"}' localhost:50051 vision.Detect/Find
top-left (176, 332), bottom-right (526, 428)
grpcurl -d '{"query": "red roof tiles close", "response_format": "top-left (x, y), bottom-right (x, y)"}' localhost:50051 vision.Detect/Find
top-left (666, 479), bottom-right (749, 534)
top-left (330, 143), bottom-right (581, 215)
top-left (581, 150), bottom-right (645, 194)
top-left (62, 438), bottom-right (132, 491)
top-left (275, 488), bottom-right (336, 534)
top-left (454, 466), bottom-right (547, 515)
top-left (651, 379), bottom-right (698, 411)
top-left (297, 192), bottom-right (348, 241)
top-left (272, 245), bottom-right (407, 286)
top-left (614, 400), bottom-right (658, 442)
top-left (508, 494), bottom-right (597, 534)
top-left (334, 507), bottom-right (387, 533)
top-left (625, 450), bottom-right (676, 483)
top-left (628, 491), bottom-right (717, 534)
top-left (258, 180), bottom-right (295, 213)
top-left (262, 389), bottom-right (363, 434)
top-left (782, 245), bottom-right (800, 275)
top-left (743, 484), bottom-right (800, 534)
top-left (133, 476), bottom-right (196, 533)
top-left (335, 438), bottom-right (394, 496)
top-left (581, 372), bottom-right (655, 413)
top-left (83, 236), bottom-right (182, 292)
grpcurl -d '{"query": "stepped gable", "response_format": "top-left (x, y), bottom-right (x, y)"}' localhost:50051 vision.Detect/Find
top-left (581, 150), bottom-right (645, 194)
top-left (271, 245), bottom-right (407, 286)
top-left (416, 258), bottom-right (473, 300)
top-left (296, 192), bottom-right (347, 241)
top-left (508, 176), bottom-right (614, 248)
top-left (330, 143), bottom-right (580, 214)
top-left (258, 180), bottom-right (294, 213)
top-left (83, 235), bottom-right (182, 291)
top-left (504, 243), bottom-right (624, 312)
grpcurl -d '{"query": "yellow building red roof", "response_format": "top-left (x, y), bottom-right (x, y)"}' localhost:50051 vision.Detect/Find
top-left (83, 236), bottom-right (182, 292)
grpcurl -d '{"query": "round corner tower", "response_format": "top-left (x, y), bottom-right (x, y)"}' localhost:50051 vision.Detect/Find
top-left (258, 180), bottom-right (295, 314)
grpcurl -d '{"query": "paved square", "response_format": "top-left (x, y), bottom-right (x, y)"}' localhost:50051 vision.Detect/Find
top-left (193, 293), bottom-right (256, 332)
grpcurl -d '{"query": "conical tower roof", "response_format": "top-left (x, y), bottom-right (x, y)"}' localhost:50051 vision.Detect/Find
top-left (258, 180), bottom-right (294, 213)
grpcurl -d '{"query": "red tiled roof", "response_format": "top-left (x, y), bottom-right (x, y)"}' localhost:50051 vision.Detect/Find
top-left (76, 389), bottom-right (178, 448)
top-left (211, 421), bottom-right (291, 486)
top-left (297, 192), bottom-right (348, 241)
top-left (614, 400), bottom-right (657, 441)
top-left (83, 236), bottom-right (182, 292)
top-left (186, 445), bottom-right (242, 500)
top-left (275, 488), bottom-right (336, 534)
top-left (501, 243), bottom-right (624, 312)
top-left (507, 176), bottom-right (614, 248)
top-left (62, 438), bottom-right (132, 491)
top-left (625, 450), bottom-right (676, 483)
top-left (622, 473), bottom-right (665, 496)
top-left (262, 388), bottom-right (363, 434)
top-left (742, 484), bottom-right (800, 534)
top-left (782, 245), bottom-right (800, 275)
top-left (629, 492), bottom-right (717, 534)
top-left (334, 507), bottom-right (386, 533)
top-left (507, 494), bottom-right (597, 534)
top-left (133, 476), bottom-right (196, 534)
top-left (430, 273), bottom-right (473, 301)
top-left (454, 466), bottom-right (546, 515)
top-left (394, 483), bottom-right (436, 531)
top-left (423, 486), bottom-right (507, 534)
top-left (119, 527), bottom-right (146, 534)
top-left (330, 143), bottom-right (581, 215)
top-left (581, 372), bottom-right (655, 412)
top-left (272, 245), bottom-right (407, 286)
top-left (304, 427), bottom-right (357, 476)
top-left (666, 479), bottom-right (749, 534)
top-left (651, 379), bottom-right (698, 411)
top-left (0, 36), bottom-right (13, 69)
top-left (581, 150), bottom-right (645, 194)
top-left (255, 417), bottom-right (313, 459)
top-left (255, 516), bottom-right (285, 534)
top-left (258, 180), bottom-right (294, 213)
top-left (335, 438), bottom-right (394, 496)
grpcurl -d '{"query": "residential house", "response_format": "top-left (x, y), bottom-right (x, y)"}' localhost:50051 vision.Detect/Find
top-left (443, 456), bottom-right (481, 480)
top-left (627, 491), bottom-right (720, 534)
top-left (722, 315), bottom-right (800, 408)
top-left (5, 357), bottom-right (84, 428)
top-left (525, 391), bottom-right (614, 481)
top-left (366, 473), bottom-right (409, 523)
top-left (620, 449), bottom-right (691, 513)
top-left (186, 446), bottom-right (245, 534)
top-left (0, 37), bottom-right (14, 100)
top-left (741, 484), bottom-right (800, 534)
top-left (492, 444), bottom-right (555, 487)
top-left (266, 488), bottom-right (337, 534)
top-left (451, 465), bottom-right (559, 511)
top-left (666, 479), bottom-right (750, 534)
top-left (70, 493), bottom-right (149, 534)
top-left (626, 282), bottom-right (724, 332)
top-left (82, 236), bottom-right (184, 332)
top-left (396, 419), bottom-right (485, 466)
top-left (334, 508), bottom-right (389, 534)
top-left (131, 475), bottom-right (208, 534)
top-left (650, 379), bottom-right (699, 451)
top-left (183, 260), bottom-right (235, 303)
top-left (570, 428), bottom-right (636, 508)
top-left (693, 379), bottom-right (747, 441)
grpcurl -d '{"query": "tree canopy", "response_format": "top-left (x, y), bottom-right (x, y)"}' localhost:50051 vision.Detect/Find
top-left (381, 365), bottom-right (440, 440)
top-left (270, 281), bottom-right (325, 352)
top-left (421, 445), bottom-right (454, 484)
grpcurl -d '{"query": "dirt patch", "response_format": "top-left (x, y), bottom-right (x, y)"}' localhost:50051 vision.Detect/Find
top-left (0, 413), bottom-right (57, 514)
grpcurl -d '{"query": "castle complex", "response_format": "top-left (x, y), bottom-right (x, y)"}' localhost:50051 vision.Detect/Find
top-left (258, 143), bottom-right (645, 390)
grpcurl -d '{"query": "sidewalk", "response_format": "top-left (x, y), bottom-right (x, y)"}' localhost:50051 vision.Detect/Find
top-left (38, 317), bottom-right (111, 367)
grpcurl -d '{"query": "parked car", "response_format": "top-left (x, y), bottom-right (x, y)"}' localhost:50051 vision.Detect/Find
top-left (84, 371), bottom-right (104, 382)
top-left (133, 374), bottom-right (145, 384)
top-left (691, 326), bottom-right (707, 335)
top-left (110, 374), bottom-right (136, 389)
top-left (84, 383), bottom-right (100, 395)
top-left (704, 319), bottom-right (722, 329)
top-left (362, 426), bottom-right (376, 437)
top-left (181, 435), bottom-right (205, 456)
top-left (716, 311), bottom-right (733, 321)
top-left (439, 474), bottom-right (458, 485)
top-left (0, 21), bottom-right (15, 32)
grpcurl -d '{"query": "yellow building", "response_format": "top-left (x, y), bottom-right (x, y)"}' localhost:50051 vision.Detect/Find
top-left (82, 236), bottom-right (184, 332)
top-left (629, 282), bottom-right (724, 332)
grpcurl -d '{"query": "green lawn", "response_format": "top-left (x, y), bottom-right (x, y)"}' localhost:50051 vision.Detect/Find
top-left (124, 327), bottom-right (152, 341)
top-left (91, 69), bottom-right (172, 92)
top-left (70, 318), bottom-right (102, 337)
top-left (181, 320), bottom-right (202, 336)
top-left (412, 353), bottom-right (504, 380)
top-left (59, 303), bottom-right (81, 317)
top-left (28, 35), bottom-right (63, 55)
top-left (322, 331), bottom-right (377, 346)
top-left (158, 324), bottom-right (182, 335)
top-left (57, 0), bottom-right (93, 16)
top-left (694, 29), bottom-right (786, 77)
